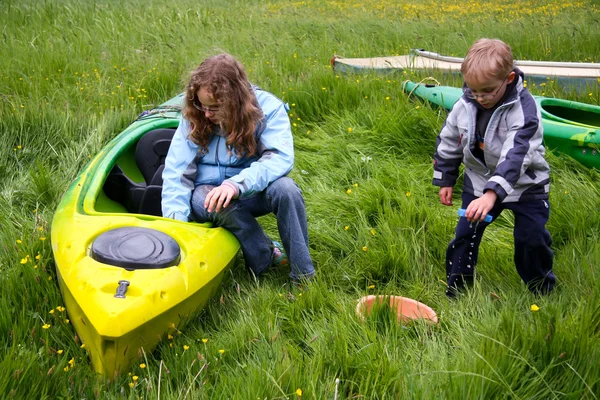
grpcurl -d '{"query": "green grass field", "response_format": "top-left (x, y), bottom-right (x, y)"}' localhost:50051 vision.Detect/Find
top-left (2, 0), bottom-right (600, 398)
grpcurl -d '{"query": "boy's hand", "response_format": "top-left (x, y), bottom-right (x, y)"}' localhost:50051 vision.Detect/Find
top-left (465, 191), bottom-right (497, 222)
top-left (439, 187), bottom-right (453, 206)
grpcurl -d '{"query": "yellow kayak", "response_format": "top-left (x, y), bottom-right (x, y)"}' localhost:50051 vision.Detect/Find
top-left (51, 94), bottom-right (240, 378)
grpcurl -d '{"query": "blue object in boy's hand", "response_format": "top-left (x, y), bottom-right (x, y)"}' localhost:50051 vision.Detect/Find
top-left (458, 208), bottom-right (493, 222)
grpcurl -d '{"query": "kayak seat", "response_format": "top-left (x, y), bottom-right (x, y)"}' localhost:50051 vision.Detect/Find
top-left (91, 227), bottom-right (181, 270)
top-left (134, 128), bottom-right (176, 216)
top-left (103, 165), bottom-right (146, 213)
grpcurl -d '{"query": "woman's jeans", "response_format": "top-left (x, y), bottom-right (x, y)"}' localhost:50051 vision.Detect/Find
top-left (190, 177), bottom-right (315, 280)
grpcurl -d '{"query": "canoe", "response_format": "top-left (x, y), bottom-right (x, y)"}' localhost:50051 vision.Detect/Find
top-left (401, 80), bottom-right (600, 170)
top-left (51, 94), bottom-right (240, 378)
top-left (333, 49), bottom-right (600, 90)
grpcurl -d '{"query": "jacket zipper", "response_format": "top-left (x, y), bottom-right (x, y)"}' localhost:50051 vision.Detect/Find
top-left (215, 135), bottom-right (222, 182)
top-left (481, 98), bottom-right (517, 168)
top-left (465, 98), bottom-right (518, 174)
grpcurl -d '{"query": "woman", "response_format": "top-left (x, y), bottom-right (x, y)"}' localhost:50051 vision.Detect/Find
top-left (161, 53), bottom-right (315, 282)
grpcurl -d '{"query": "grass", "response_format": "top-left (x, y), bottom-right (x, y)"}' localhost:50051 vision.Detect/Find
top-left (2, 0), bottom-right (600, 398)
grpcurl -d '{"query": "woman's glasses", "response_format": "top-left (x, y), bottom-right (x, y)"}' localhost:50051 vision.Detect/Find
top-left (192, 98), bottom-right (220, 113)
top-left (464, 78), bottom-right (507, 101)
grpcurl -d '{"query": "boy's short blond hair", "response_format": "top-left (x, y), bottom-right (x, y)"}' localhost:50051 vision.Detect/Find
top-left (461, 38), bottom-right (514, 81)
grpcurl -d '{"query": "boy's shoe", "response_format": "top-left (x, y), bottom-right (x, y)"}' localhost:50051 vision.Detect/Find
top-left (271, 241), bottom-right (288, 268)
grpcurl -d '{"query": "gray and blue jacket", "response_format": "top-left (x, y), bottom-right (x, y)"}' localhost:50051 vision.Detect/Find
top-left (162, 87), bottom-right (294, 221)
top-left (433, 70), bottom-right (550, 202)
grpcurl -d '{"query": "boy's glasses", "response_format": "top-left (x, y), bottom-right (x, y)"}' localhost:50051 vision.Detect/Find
top-left (192, 99), bottom-right (220, 113)
top-left (465, 78), bottom-right (507, 101)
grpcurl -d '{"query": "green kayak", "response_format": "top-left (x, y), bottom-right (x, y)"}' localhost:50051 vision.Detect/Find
top-left (402, 81), bottom-right (600, 170)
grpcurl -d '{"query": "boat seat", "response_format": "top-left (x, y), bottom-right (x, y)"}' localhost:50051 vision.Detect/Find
top-left (134, 128), bottom-right (176, 216)
top-left (102, 128), bottom-right (176, 215)
top-left (91, 227), bottom-right (180, 270)
top-left (103, 165), bottom-right (146, 213)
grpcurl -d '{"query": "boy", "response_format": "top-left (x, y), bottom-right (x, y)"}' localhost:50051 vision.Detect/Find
top-left (433, 38), bottom-right (555, 297)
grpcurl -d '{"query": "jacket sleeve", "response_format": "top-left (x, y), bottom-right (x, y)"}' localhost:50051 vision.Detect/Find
top-left (161, 118), bottom-right (199, 221)
top-left (433, 103), bottom-right (464, 187)
top-left (483, 94), bottom-right (541, 201)
top-left (227, 98), bottom-right (294, 196)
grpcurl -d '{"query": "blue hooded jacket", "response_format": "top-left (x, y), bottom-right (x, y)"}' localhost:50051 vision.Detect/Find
top-left (161, 87), bottom-right (293, 221)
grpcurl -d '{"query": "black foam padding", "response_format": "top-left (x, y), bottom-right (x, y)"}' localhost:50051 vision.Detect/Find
top-left (138, 185), bottom-right (164, 216)
top-left (103, 165), bottom-right (146, 213)
top-left (91, 227), bottom-right (180, 270)
top-left (135, 129), bottom-right (176, 185)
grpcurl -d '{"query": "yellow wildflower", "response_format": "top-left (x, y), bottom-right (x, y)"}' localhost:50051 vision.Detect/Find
top-left (20, 257), bottom-right (28, 264)
top-left (296, 388), bottom-right (303, 396)
top-left (202, 338), bottom-right (208, 344)
top-left (183, 345), bottom-right (190, 351)
top-left (218, 349), bottom-right (225, 354)
top-left (346, 189), bottom-right (352, 195)
top-left (406, 192), bottom-right (411, 197)
top-left (353, 183), bottom-right (358, 187)
top-left (57, 350), bottom-right (63, 354)
top-left (139, 363), bottom-right (146, 369)
top-left (129, 382), bottom-right (135, 388)
top-left (132, 375), bottom-right (138, 381)
top-left (80, 344), bottom-right (86, 348)
top-left (368, 284), bottom-right (375, 289)
top-left (68, 358), bottom-right (75, 367)
top-left (362, 246), bottom-right (368, 252)
top-left (344, 226), bottom-right (349, 231)
top-left (42, 324), bottom-right (51, 329)
top-left (370, 229), bottom-right (375, 235)
top-left (64, 366), bottom-right (69, 372)
top-left (40, 237), bottom-right (46, 241)
top-left (35, 254), bottom-right (41, 260)
top-left (16, 239), bottom-right (22, 244)
top-left (531, 304), bottom-right (540, 312)
top-left (347, 127), bottom-right (353, 133)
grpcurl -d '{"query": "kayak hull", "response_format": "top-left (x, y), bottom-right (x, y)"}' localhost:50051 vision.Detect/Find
top-left (402, 81), bottom-right (600, 170)
top-left (334, 50), bottom-right (600, 90)
top-left (51, 96), bottom-right (240, 377)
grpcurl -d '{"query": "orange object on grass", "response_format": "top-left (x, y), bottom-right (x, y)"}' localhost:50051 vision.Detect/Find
top-left (356, 295), bottom-right (438, 324)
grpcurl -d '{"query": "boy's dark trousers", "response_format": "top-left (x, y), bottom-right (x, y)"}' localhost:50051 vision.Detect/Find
top-left (446, 192), bottom-right (555, 297)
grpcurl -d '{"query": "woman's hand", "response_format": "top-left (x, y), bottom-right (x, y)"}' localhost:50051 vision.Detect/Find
top-left (465, 190), bottom-right (497, 222)
top-left (204, 184), bottom-right (237, 213)
top-left (439, 187), bottom-right (453, 206)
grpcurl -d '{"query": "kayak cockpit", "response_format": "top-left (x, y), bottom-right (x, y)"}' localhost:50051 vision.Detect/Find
top-left (539, 98), bottom-right (600, 128)
top-left (96, 128), bottom-right (176, 215)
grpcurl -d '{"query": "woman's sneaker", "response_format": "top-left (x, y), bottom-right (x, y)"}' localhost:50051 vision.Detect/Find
top-left (271, 241), bottom-right (288, 267)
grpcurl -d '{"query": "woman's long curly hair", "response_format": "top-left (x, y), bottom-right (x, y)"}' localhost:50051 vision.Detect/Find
top-left (183, 54), bottom-right (263, 156)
